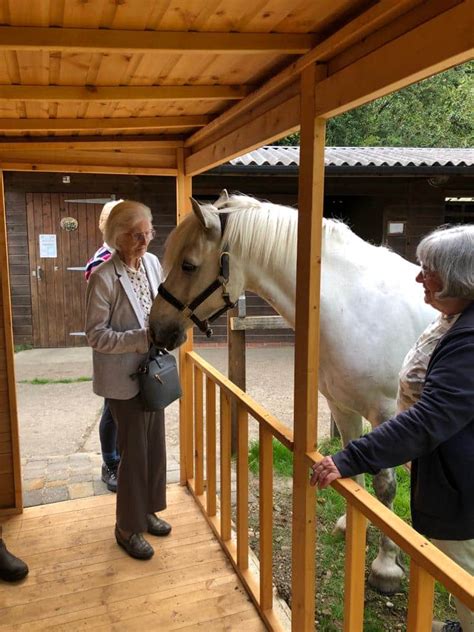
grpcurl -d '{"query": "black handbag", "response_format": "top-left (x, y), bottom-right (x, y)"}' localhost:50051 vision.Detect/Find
top-left (132, 347), bottom-right (182, 411)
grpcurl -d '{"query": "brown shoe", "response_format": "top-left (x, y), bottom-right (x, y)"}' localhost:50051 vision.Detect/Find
top-left (147, 513), bottom-right (172, 537)
top-left (115, 526), bottom-right (154, 560)
top-left (0, 539), bottom-right (29, 582)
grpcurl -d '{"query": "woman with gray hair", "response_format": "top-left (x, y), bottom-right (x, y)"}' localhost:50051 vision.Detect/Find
top-left (85, 200), bottom-right (171, 560)
top-left (311, 224), bottom-right (474, 632)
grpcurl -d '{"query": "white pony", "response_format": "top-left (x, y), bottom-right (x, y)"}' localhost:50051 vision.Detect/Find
top-left (149, 192), bottom-right (435, 593)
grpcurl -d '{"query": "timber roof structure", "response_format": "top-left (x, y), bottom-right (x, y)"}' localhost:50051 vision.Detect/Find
top-left (0, 0), bottom-right (472, 177)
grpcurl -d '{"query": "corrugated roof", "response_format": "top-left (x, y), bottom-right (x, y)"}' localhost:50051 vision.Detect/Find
top-left (229, 146), bottom-right (474, 168)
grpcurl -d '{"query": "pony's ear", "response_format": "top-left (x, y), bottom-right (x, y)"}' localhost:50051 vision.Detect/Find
top-left (215, 189), bottom-right (229, 207)
top-left (190, 197), bottom-right (211, 229)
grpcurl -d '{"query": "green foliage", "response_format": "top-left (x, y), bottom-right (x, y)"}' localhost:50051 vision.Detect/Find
top-left (14, 344), bottom-right (33, 353)
top-left (248, 437), bottom-right (293, 477)
top-left (275, 62), bottom-right (473, 148)
top-left (21, 376), bottom-right (92, 385)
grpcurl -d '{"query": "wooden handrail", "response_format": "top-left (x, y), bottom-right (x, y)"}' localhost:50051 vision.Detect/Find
top-left (185, 351), bottom-right (474, 631)
top-left (187, 351), bottom-right (294, 451)
top-left (306, 451), bottom-right (474, 610)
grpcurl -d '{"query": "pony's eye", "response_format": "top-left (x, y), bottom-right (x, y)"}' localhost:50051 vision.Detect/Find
top-left (182, 261), bottom-right (197, 273)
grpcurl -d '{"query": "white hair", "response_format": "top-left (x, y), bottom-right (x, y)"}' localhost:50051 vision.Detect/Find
top-left (417, 224), bottom-right (474, 299)
top-left (98, 199), bottom-right (124, 234)
top-left (104, 200), bottom-right (153, 250)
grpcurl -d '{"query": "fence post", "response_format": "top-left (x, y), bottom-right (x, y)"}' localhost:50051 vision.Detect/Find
top-left (227, 294), bottom-right (246, 454)
top-left (176, 149), bottom-right (194, 485)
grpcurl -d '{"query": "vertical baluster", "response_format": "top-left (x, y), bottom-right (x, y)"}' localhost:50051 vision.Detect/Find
top-left (194, 366), bottom-right (204, 495)
top-left (259, 425), bottom-right (273, 610)
top-left (237, 403), bottom-right (249, 570)
top-left (407, 560), bottom-right (435, 632)
top-left (220, 390), bottom-right (231, 541)
top-left (343, 503), bottom-right (367, 632)
top-left (206, 376), bottom-right (216, 516)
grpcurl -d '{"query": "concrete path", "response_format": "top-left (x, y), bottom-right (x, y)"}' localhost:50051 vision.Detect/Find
top-left (14, 345), bottom-right (330, 507)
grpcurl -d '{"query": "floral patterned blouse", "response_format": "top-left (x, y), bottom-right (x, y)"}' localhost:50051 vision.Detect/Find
top-left (124, 259), bottom-right (153, 325)
top-left (397, 312), bottom-right (460, 412)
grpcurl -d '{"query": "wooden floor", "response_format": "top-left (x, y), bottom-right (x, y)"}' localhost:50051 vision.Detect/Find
top-left (0, 485), bottom-right (267, 631)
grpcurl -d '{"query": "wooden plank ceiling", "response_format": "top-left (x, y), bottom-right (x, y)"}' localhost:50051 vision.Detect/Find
top-left (0, 0), bottom-right (472, 174)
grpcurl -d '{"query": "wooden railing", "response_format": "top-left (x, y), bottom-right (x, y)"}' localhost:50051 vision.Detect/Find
top-left (181, 350), bottom-right (474, 632)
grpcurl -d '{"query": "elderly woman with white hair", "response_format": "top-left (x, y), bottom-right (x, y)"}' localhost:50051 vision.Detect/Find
top-left (311, 224), bottom-right (474, 632)
top-left (85, 200), bottom-right (171, 560)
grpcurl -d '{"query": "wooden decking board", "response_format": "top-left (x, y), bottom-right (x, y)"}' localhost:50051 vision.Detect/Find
top-left (0, 485), bottom-right (266, 630)
top-left (4, 507), bottom-right (204, 543)
top-left (33, 574), bottom-right (246, 631)
top-left (2, 496), bottom-right (201, 536)
top-left (23, 532), bottom-right (216, 584)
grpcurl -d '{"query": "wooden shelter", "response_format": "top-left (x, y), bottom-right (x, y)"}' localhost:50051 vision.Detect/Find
top-left (0, 1), bottom-right (473, 630)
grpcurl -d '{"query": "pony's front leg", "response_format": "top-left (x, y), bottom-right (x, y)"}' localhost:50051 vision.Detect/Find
top-left (369, 468), bottom-right (405, 594)
top-left (325, 404), bottom-right (365, 537)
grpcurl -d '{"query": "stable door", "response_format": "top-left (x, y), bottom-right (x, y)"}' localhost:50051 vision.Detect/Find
top-left (27, 193), bottom-right (107, 348)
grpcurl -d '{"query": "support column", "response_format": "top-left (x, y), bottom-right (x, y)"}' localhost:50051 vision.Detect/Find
top-left (0, 171), bottom-right (22, 514)
top-left (291, 64), bottom-right (327, 631)
top-left (176, 149), bottom-right (194, 485)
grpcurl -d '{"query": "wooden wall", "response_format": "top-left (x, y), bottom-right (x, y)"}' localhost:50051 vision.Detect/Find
top-left (0, 173), bottom-right (21, 512)
top-left (3, 169), bottom-right (472, 348)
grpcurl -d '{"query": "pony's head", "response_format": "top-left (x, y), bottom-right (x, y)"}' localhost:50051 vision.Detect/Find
top-left (149, 192), bottom-right (244, 349)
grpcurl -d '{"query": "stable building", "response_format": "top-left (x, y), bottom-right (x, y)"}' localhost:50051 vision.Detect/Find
top-left (5, 146), bottom-right (474, 347)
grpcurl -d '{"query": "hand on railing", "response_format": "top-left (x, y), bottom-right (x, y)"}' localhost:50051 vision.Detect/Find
top-left (310, 455), bottom-right (342, 488)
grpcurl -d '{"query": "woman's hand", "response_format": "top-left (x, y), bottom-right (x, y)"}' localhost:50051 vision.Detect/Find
top-left (310, 456), bottom-right (342, 489)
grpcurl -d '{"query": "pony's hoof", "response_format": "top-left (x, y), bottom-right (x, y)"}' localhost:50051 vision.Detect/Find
top-left (368, 563), bottom-right (404, 595)
top-left (332, 515), bottom-right (346, 538)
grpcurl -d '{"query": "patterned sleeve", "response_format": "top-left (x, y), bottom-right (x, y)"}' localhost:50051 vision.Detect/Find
top-left (84, 245), bottom-right (112, 281)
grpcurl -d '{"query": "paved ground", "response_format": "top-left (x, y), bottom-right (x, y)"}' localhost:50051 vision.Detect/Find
top-left (15, 345), bottom-right (330, 507)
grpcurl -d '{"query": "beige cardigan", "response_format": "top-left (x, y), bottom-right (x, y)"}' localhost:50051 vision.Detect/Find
top-left (85, 252), bottom-right (163, 399)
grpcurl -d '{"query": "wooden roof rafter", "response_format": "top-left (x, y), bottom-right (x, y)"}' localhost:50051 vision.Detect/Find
top-left (0, 26), bottom-right (316, 55)
top-left (0, 116), bottom-right (210, 133)
top-left (0, 85), bottom-right (252, 102)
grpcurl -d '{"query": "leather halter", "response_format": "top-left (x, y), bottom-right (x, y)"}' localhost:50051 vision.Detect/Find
top-left (157, 213), bottom-right (236, 338)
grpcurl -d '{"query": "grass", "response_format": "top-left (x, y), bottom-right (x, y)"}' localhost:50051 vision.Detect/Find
top-left (247, 436), bottom-right (453, 630)
top-left (19, 376), bottom-right (92, 385)
top-left (14, 344), bottom-right (33, 353)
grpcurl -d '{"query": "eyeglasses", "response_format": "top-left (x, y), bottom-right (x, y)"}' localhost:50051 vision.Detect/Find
top-left (128, 229), bottom-right (156, 242)
top-left (419, 263), bottom-right (436, 278)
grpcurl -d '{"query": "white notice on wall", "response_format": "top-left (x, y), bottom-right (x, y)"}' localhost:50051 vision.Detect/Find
top-left (39, 234), bottom-right (57, 258)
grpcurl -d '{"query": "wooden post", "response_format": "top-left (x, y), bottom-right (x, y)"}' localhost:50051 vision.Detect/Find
top-left (343, 504), bottom-right (367, 631)
top-left (227, 295), bottom-right (246, 454)
top-left (291, 64), bottom-right (327, 632)
top-left (406, 561), bottom-right (435, 632)
top-left (0, 171), bottom-right (23, 513)
top-left (176, 148), bottom-right (194, 485)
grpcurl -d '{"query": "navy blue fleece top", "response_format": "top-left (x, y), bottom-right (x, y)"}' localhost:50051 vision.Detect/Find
top-left (333, 301), bottom-right (474, 540)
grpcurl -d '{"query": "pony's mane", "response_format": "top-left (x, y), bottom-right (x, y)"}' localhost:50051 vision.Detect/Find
top-left (164, 193), bottom-right (393, 274)
top-left (220, 194), bottom-right (298, 271)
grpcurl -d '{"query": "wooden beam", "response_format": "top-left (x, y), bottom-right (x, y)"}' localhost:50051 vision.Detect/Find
top-left (186, 94), bottom-right (299, 176)
top-left (315, 0), bottom-right (474, 118)
top-left (0, 85), bottom-right (251, 102)
top-left (186, 0), bottom-right (425, 149)
top-left (0, 163), bottom-right (177, 176)
top-left (0, 172), bottom-right (22, 512)
top-left (291, 65), bottom-right (326, 632)
top-left (0, 116), bottom-right (209, 133)
top-left (0, 139), bottom-right (183, 151)
top-left (230, 315), bottom-right (291, 330)
top-left (0, 26), bottom-right (315, 55)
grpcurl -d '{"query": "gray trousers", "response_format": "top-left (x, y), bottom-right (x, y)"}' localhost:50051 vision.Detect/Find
top-left (108, 396), bottom-right (167, 533)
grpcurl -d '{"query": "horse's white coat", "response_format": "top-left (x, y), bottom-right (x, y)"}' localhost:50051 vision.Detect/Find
top-left (150, 194), bottom-right (436, 592)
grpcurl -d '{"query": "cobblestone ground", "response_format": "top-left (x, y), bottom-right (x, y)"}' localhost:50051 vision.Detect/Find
top-left (21, 453), bottom-right (180, 507)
